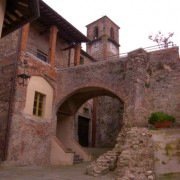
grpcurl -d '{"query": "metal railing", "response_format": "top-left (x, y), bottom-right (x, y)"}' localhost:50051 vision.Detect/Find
top-left (143, 42), bottom-right (176, 52)
top-left (1, 42), bottom-right (177, 70)
top-left (59, 43), bottom-right (177, 69)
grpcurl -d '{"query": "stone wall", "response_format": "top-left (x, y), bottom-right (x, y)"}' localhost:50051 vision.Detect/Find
top-left (56, 47), bottom-right (180, 127)
top-left (5, 50), bottom-right (57, 165)
top-left (27, 21), bottom-right (75, 68)
top-left (86, 16), bottom-right (120, 59)
top-left (0, 30), bottom-right (19, 55)
top-left (7, 114), bottom-right (52, 165)
top-left (146, 48), bottom-right (180, 125)
top-left (86, 16), bottom-right (119, 44)
top-left (96, 96), bottom-right (124, 147)
top-left (27, 22), bottom-right (49, 57)
top-left (1, 40), bottom-right (180, 166)
top-left (1, 21), bottom-right (96, 165)
top-left (0, 30), bottom-right (18, 161)
top-left (114, 127), bottom-right (154, 180)
top-left (0, 58), bottom-right (14, 160)
top-left (86, 127), bottom-right (155, 180)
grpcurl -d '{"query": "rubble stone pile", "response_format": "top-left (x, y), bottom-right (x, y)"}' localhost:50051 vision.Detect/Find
top-left (114, 127), bottom-right (155, 180)
top-left (86, 127), bottom-right (155, 180)
top-left (86, 150), bottom-right (119, 176)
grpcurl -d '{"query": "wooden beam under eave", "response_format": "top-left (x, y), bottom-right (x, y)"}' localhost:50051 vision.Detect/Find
top-left (0, 0), bottom-right (6, 38)
top-left (74, 43), bottom-right (81, 66)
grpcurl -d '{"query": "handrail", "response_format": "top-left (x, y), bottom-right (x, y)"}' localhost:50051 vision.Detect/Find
top-left (1, 43), bottom-right (177, 70)
top-left (143, 42), bottom-right (176, 52)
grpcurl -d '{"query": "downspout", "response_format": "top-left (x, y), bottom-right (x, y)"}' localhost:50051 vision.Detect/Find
top-left (3, 28), bottom-right (22, 161)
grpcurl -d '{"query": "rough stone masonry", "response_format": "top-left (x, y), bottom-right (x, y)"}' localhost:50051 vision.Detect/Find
top-left (1, 45), bottom-right (180, 166)
top-left (86, 127), bottom-right (155, 180)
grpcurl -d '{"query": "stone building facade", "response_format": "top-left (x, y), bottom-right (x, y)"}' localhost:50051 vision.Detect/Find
top-left (86, 16), bottom-right (120, 60)
top-left (86, 16), bottom-right (123, 148)
top-left (0, 0), bottom-right (180, 167)
top-left (0, 0), bottom-right (93, 164)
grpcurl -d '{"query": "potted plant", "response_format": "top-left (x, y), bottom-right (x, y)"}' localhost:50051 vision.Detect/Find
top-left (148, 112), bottom-right (175, 128)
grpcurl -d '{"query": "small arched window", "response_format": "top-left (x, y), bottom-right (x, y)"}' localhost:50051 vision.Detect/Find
top-left (94, 26), bottom-right (99, 39)
top-left (110, 27), bottom-right (114, 39)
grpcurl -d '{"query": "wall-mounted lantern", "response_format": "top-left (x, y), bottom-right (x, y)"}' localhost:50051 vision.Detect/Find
top-left (17, 59), bottom-right (30, 86)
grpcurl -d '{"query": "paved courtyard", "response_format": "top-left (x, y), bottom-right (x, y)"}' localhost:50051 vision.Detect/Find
top-left (0, 162), bottom-right (114, 180)
top-left (0, 148), bottom-right (114, 180)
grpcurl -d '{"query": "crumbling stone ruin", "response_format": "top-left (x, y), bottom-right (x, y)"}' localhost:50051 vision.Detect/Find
top-left (86, 127), bottom-right (155, 180)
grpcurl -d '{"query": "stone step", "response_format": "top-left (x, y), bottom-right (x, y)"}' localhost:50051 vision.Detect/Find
top-left (65, 149), bottom-right (84, 164)
top-left (66, 148), bottom-right (74, 153)
top-left (73, 154), bottom-right (83, 164)
top-left (73, 157), bottom-right (83, 164)
top-left (74, 154), bottom-right (80, 159)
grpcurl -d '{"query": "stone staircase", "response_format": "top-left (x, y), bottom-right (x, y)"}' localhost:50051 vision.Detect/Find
top-left (73, 154), bottom-right (83, 164)
top-left (66, 148), bottom-right (83, 164)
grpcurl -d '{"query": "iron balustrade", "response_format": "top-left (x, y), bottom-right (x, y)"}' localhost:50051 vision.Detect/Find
top-left (0, 42), bottom-right (177, 70)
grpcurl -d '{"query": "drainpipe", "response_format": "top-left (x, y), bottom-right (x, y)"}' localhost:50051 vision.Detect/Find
top-left (3, 28), bottom-right (22, 161)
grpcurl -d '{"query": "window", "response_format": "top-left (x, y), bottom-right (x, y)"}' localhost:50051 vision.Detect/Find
top-left (110, 27), bottom-right (114, 39)
top-left (94, 26), bottom-right (99, 39)
top-left (37, 50), bottom-right (48, 62)
top-left (33, 92), bottom-right (45, 117)
top-left (83, 107), bottom-right (89, 115)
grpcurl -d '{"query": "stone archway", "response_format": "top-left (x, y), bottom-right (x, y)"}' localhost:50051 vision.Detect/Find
top-left (57, 86), bottom-right (123, 114)
top-left (51, 86), bottom-right (124, 165)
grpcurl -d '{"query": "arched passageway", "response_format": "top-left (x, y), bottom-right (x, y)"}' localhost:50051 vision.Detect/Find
top-left (52, 86), bottom-right (124, 165)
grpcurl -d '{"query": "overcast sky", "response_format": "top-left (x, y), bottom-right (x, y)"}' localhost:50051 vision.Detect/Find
top-left (43, 0), bottom-right (180, 53)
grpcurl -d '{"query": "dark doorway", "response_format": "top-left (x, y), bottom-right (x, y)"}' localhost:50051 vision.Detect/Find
top-left (78, 116), bottom-right (89, 147)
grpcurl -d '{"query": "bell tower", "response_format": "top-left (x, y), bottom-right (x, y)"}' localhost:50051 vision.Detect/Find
top-left (86, 16), bottom-right (120, 60)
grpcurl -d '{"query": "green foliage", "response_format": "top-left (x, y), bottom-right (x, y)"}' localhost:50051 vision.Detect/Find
top-left (148, 112), bottom-right (175, 125)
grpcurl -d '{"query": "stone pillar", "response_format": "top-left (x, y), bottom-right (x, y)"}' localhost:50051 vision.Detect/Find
top-left (74, 43), bottom-right (81, 65)
top-left (0, 0), bottom-right (6, 37)
top-left (48, 26), bottom-right (58, 68)
top-left (125, 48), bottom-right (149, 127)
top-left (48, 26), bottom-right (58, 78)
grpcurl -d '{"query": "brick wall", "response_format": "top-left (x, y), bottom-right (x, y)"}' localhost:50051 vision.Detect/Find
top-left (147, 48), bottom-right (180, 124)
top-left (0, 30), bottom-right (19, 160)
top-left (86, 16), bottom-right (120, 59)
top-left (0, 57), bottom-right (14, 160)
top-left (27, 21), bottom-right (75, 68)
top-left (96, 96), bottom-right (124, 147)
top-left (0, 30), bottom-right (19, 55)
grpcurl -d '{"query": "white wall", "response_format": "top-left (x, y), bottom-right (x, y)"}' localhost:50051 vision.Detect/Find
top-left (24, 76), bottom-right (53, 120)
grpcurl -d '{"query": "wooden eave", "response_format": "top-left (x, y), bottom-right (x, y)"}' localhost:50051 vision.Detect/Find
top-left (2, 0), bottom-right (40, 37)
top-left (37, 0), bottom-right (90, 43)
